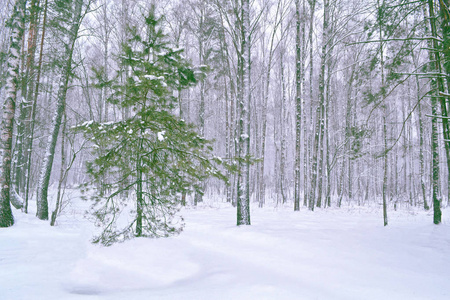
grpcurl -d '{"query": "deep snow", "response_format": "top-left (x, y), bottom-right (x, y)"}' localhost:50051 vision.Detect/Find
top-left (1, 193), bottom-right (449, 300)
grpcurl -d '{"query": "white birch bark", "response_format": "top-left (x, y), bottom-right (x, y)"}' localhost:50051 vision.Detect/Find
top-left (237, 0), bottom-right (250, 225)
top-left (36, 0), bottom-right (84, 220)
top-left (0, 0), bottom-right (26, 227)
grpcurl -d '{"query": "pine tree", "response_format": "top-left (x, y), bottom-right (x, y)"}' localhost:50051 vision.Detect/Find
top-left (79, 9), bottom-right (226, 246)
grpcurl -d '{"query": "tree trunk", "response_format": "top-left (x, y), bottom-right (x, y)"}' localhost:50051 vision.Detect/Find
top-left (307, 0), bottom-right (316, 210)
top-left (217, 14), bottom-right (233, 204)
top-left (50, 113), bottom-right (66, 226)
top-left (309, 104), bottom-right (321, 210)
top-left (136, 138), bottom-right (143, 236)
top-left (303, 0), bottom-right (308, 207)
top-left (14, 0), bottom-right (40, 196)
top-left (194, 10), bottom-right (206, 205)
top-left (378, 0), bottom-right (388, 226)
top-left (0, 0), bottom-right (26, 227)
top-left (316, 0), bottom-right (329, 208)
top-left (426, 0), bottom-right (442, 222)
top-left (36, 0), bottom-right (84, 220)
top-left (294, 0), bottom-right (303, 211)
top-left (258, 0), bottom-right (282, 208)
top-left (236, 0), bottom-right (251, 225)
top-left (382, 113), bottom-right (388, 226)
top-left (416, 74), bottom-right (429, 210)
top-left (325, 2), bottom-right (335, 207)
top-left (431, 98), bottom-right (442, 224)
top-left (279, 22), bottom-right (287, 205)
top-left (439, 0), bottom-right (450, 204)
top-left (24, 0), bottom-right (48, 214)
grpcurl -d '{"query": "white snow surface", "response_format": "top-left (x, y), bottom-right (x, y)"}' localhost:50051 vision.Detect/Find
top-left (1, 194), bottom-right (449, 300)
top-left (144, 75), bottom-right (164, 81)
top-left (157, 131), bottom-right (166, 141)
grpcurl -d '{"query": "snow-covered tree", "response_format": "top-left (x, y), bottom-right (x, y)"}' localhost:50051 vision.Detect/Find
top-left (36, 0), bottom-right (87, 220)
top-left (79, 9), bottom-right (226, 246)
top-left (236, 0), bottom-right (251, 226)
top-left (0, 0), bottom-right (26, 227)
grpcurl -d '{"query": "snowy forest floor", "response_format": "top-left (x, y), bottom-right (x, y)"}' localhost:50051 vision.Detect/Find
top-left (1, 191), bottom-right (449, 300)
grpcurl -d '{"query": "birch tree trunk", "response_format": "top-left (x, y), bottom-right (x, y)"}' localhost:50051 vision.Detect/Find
top-left (294, 0), bottom-right (303, 211)
top-left (279, 20), bottom-right (287, 205)
top-left (24, 0), bottom-right (48, 213)
top-left (438, 0), bottom-right (450, 204)
top-left (426, 0), bottom-right (442, 223)
top-left (258, 0), bottom-right (282, 208)
top-left (378, 0), bottom-right (388, 226)
top-left (14, 0), bottom-right (40, 196)
top-left (307, 0), bottom-right (316, 209)
top-left (301, 0), bottom-right (308, 208)
top-left (325, 2), bottom-right (335, 207)
top-left (416, 73), bottom-right (429, 210)
top-left (36, 0), bottom-right (84, 220)
top-left (217, 12), bottom-right (235, 204)
top-left (194, 8), bottom-right (205, 205)
top-left (431, 96), bottom-right (442, 223)
top-left (236, 0), bottom-right (250, 225)
top-left (382, 113), bottom-right (388, 226)
top-left (0, 0), bottom-right (26, 227)
top-left (316, 0), bottom-right (330, 208)
top-left (50, 113), bottom-right (66, 226)
top-left (136, 137), bottom-right (143, 236)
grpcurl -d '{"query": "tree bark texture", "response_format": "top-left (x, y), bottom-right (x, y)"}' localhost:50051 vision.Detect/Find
top-left (237, 0), bottom-right (251, 225)
top-left (36, 0), bottom-right (84, 220)
top-left (0, 0), bottom-right (26, 227)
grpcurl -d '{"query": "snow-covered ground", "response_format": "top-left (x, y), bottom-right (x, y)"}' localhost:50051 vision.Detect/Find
top-left (1, 193), bottom-right (449, 300)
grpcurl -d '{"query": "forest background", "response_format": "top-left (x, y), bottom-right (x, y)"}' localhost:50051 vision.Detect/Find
top-left (0, 0), bottom-right (449, 233)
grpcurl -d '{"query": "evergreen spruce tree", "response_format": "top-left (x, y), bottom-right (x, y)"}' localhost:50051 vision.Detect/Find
top-left (79, 9), bottom-right (225, 246)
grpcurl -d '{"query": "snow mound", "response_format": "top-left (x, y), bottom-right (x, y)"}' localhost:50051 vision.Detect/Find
top-left (66, 238), bottom-right (200, 294)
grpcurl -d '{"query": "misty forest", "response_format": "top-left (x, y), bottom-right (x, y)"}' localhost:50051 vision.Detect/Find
top-left (0, 0), bottom-right (449, 299)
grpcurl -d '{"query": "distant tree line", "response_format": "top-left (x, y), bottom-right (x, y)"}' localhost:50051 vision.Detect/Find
top-left (0, 0), bottom-right (449, 243)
